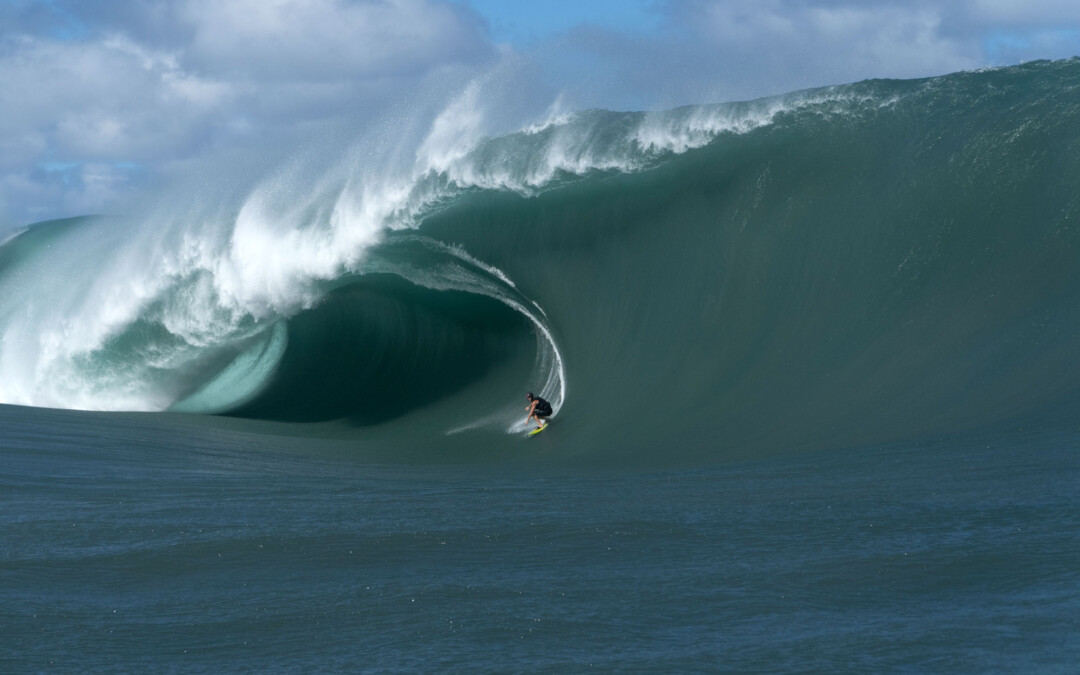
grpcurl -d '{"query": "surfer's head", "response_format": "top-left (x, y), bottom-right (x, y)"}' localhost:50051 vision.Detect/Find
top-left (526, 393), bottom-right (534, 401)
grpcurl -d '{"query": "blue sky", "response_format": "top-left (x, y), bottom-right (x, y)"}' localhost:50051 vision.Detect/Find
top-left (1, 0), bottom-right (1079, 228)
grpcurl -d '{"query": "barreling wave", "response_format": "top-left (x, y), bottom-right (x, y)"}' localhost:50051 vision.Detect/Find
top-left (2, 59), bottom-right (1080, 461)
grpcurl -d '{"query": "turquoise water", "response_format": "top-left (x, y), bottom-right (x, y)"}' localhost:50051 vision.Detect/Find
top-left (3, 60), bottom-right (1080, 669)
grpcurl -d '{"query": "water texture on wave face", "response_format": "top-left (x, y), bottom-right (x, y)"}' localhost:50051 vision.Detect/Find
top-left (2, 59), bottom-right (1080, 463)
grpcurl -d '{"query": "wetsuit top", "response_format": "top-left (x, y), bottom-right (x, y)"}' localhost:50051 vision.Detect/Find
top-left (532, 396), bottom-right (552, 416)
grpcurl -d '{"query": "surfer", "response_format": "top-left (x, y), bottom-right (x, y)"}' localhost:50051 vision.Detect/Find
top-left (525, 393), bottom-right (552, 430)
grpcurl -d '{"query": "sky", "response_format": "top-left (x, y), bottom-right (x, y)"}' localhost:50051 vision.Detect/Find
top-left (1, 0), bottom-right (1079, 229)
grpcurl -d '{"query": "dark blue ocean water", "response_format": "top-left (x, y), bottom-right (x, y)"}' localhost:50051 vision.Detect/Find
top-left (2, 405), bottom-right (1077, 672)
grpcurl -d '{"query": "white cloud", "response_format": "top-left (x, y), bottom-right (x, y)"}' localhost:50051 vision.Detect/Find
top-left (0, 34), bottom-right (227, 164)
top-left (694, 1), bottom-right (966, 69)
top-left (549, 1), bottom-right (981, 109)
top-left (533, 0), bottom-right (1080, 113)
top-left (179, 0), bottom-right (490, 82)
top-left (965, 0), bottom-right (1080, 26)
top-left (0, 0), bottom-right (495, 228)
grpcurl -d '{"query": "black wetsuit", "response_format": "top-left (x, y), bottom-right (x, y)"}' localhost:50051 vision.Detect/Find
top-left (532, 396), bottom-right (552, 417)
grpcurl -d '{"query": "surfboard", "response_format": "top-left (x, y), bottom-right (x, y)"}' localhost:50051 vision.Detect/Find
top-left (527, 425), bottom-right (548, 437)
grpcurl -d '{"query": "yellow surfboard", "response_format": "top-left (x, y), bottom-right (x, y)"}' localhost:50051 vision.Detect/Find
top-left (527, 425), bottom-right (548, 437)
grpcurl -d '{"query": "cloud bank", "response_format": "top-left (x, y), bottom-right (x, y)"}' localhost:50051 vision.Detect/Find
top-left (0, 0), bottom-right (494, 227)
top-left (541, 0), bottom-right (1079, 110)
top-left (1, 0), bottom-right (1078, 228)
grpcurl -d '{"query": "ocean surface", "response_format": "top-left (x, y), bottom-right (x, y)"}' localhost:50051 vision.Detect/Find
top-left (3, 60), bottom-right (1080, 670)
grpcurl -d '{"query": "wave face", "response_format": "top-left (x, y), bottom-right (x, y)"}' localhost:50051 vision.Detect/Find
top-left (3, 60), bottom-right (1080, 461)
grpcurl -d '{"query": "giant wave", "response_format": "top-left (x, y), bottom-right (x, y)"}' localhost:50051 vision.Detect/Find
top-left (2, 59), bottom-right (1080, 462)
